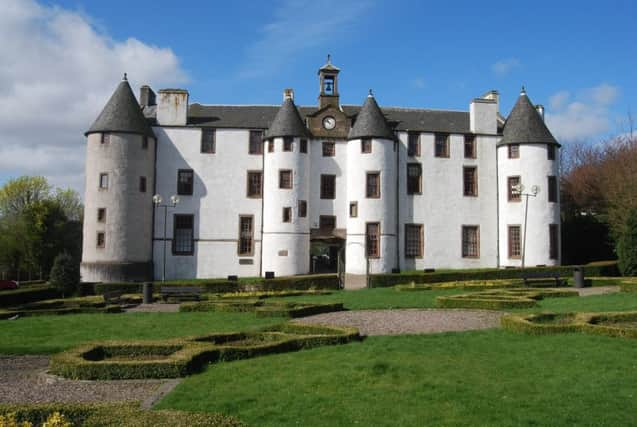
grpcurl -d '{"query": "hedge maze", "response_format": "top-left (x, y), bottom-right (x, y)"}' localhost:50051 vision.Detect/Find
top-left (435, 288), bottom-right (579, 310)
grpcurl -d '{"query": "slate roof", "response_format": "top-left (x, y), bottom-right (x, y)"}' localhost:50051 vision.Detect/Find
top-left (264, 98), bottom-right (311, 139)
top-left (87, 79), bottom-right (155, 138)
top-left (500, 91), bottom-right (559, 146)
top-left (348, 94), bottom-right (395, 140)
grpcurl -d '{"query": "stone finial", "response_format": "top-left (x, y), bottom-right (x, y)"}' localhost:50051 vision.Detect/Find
top-left (327, 54), bottom-right (331, 64)
top-left (520, 85), bottom-right (526, 96)
top-left (123, 73), bottom-right (128, 81)
top-left (368, 89), bottom-right (374, 97)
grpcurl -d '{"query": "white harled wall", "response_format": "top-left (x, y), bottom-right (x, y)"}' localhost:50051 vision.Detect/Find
top-left (309, 139), bottom-right (348, 230)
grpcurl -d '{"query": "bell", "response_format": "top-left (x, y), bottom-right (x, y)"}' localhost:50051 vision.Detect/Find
top-left (325, 81), bottom-right (333, 93)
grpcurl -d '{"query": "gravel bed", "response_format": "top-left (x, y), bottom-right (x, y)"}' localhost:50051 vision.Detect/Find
top-left (0, 355), bottom-right (170, 404)
top-left (294, 309), bottom-right (504, 336)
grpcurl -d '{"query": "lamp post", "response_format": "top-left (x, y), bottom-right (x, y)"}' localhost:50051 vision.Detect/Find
top-left (512, 184), bottom-right (540, 272)
top-left (153, 194), bottom-right (179, 282)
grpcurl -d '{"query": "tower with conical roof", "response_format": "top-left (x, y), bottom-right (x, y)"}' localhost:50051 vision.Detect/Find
top-left (497, 88), bottom-right (561, 267)
top-left (261, 90), bottom-right (311, 277)
top-left (81, 75), bottom-right (157, 282)
top-left (345, 91), bottom-right (398, 288)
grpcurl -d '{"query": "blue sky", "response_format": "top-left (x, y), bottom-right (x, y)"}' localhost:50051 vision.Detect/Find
top-left (2, 0), bottom-right (636, 192)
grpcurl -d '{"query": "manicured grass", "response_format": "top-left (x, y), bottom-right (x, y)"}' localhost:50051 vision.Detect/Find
top-left (523, 291), bottom-right (637, 313)
top-left (0, 312), bottom-right (281, 354)
top-left (156, 329), bottom-right (637, 426)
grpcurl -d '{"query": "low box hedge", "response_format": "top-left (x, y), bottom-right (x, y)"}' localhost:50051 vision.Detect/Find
top-left (436, 288), bottom-right (578, 310)
top-left (619, 280), bottom-right (637, 292)
top-left (395, 279), bottom-right (523, 292)
top-left (180, 300), bottom-right (344, 318)
top-left (254, 302), bottom-right (344, 318)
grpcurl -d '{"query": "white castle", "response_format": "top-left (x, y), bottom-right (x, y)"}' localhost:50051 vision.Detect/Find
top-left (81, 58), bottom-right (561, 288)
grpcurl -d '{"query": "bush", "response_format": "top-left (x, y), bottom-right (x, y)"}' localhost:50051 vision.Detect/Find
top-left (617, 209), bottom-right (637, 276)
top-left (395, 279), bottom-right (522, 292)
top-left (435, 288), bottom-right (578, 310)
top-left (0, 286), bottom-right (59, 308)
top-left (49, 253), bottom-right (80, 298)
top-left (180, 300), bottom-right (344, 318)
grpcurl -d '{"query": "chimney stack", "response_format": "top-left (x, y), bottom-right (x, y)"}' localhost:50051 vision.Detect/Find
top-left (139, 85), bottom-right (156, 107)
top-left (284, 88), bottom-right (294, 101)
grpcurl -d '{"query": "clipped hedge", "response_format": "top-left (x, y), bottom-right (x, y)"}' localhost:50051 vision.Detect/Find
top-left (0, 305), bottom-right (121, 319)
top-left (371, 261), bottom-right (620, 288)
top-left (218, 289), bottom-right (332, 299)
top-left (180, 299), bottom-right (344, 318)
top-left (619, 280), bottom-right (637, 293)
top-left (395, 279), bottom-right (523, 292)
top-left (436, 288), bottom-right (578, 310)
top-left (0, 285), bottom-right (60, 308)
top-left (0, 402), bottom-right (244, 427)
top-left (255, 302), bottom-right (344, 318)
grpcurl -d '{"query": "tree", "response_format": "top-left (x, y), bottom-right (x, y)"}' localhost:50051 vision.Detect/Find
top-left (617, 209), bottom-right (637, 276)
top-left (0, 176), bottom-right (51, 218)
top-left (49, 253), bottom-right (80, 297)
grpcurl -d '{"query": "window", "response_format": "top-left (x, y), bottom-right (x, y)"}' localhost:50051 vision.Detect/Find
top-left (462, 226), bottom-right (480, 258)
top-left (366, 223), bottom-right (380, 258)
top-left (322, 141), bottom-right (335, 157)
top-left (548, 176), bottom-right (558, 203)
top-left (298, 200), bottom-right (307, 217)
top-left (361, 138), bottom-right (372, 153)
top-left (101, 133), bottom-right (110, 145)
top-left (139, 176), bottom-right (147, 193)
top-left (268, 140), bottom-right (274, 152)
top-left (96, 232), bottom-right (105, 248)
top-left (434, 133), bottom-right (450, 157)
top-left (142, 137), bottom-right (149, 150)
top-left (508, 176), bottom-right (521, 202)
top-left (247, 171), bottom-right (262, 198)
top-left (300, 139), bottom-right (308, 153)
top-left (173, 214), bottom-right (194, 255)
top-left (238, 215), bottom-right (254, 256)
top-left (320, 174), bottom-right (336, 199)
top-left (283, 137), bottom-right (293, 152)
top-left (249, 130), bottom-right (263, 155)
top-left (99, 173), bottom-right (109, 189)
top-left (201, 129), bottom-right (215, 153)
top-left (349, 201), bottom-right (358, 217)
top-left (464, 134), bottom-right (476, 158)
top-left (405, 224), bottom-right (423, 258)
top-left (282, 207), bottom-right (292, 223)
top-left (508, 225), bottom-right (521, 259)
top-left (408, 133), bottom-right (420, 157)
top-left (508, 144), bottom-right (520, 159)
top-left (97, 208), bottom-right (106, 223)
top-left (177, 169), bottom-right (194, 195)
top-left (549, 224), bottom-right (559, 260)
top-left (463, 167), bottom-right (478, 196)
top-left (319, 215), bottom-right (336, 230)
top-left (366, 172), bottom-right (380, 198)
top-left (407, 163), bottom-right (422, 195)
top-left (547, 144), bottom-right (556, 160)
top-left (279, 170), bottom-right (292, 189)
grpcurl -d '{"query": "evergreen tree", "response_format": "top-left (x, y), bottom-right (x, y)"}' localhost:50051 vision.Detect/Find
top-left (49, 253), bottom-right (80, 297)
top-left (617, 209), bottom-right (637, 276)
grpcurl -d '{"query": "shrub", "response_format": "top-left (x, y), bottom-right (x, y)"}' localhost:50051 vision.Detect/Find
top-left (395, 279), bottom-right (522, 292)
top-left (49, 253), bottom-right (80, 298)
top-left (436, 288), bottom-right (577, 310)
top-left (617, 209), bottom-right (637, 276)
top-left (0, 286), bottom-right (59, 308)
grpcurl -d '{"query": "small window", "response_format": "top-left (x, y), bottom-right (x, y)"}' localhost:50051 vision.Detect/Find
top-left (322, 141), bottom-right (335, 157)
top-left (139, 176), bottom-right (147, 193)
top-left (548, 176), bottom-right (557, 203)
top-left (142, 136), bottom-right (149, 150)
top-left (177, 169), bottom-right (194, 195)
top-left (407, 163), bottom-right (422, 195)
top-left (282, 207), bottom-right (292, 223)
top-left (349, 201), bottom-right (358, 218)
top-left (298, 200), bottom-right (307, 218)
top-left (279, 170), bottom-right (292, 189)
top-left (96, 232), bottom-right (105, 248)
top-left (101, 133), bottom-right (110, 145)
top-left (249, 131), bottom-right (264, 155)
top-left (508, 176), bottom-right (521, 202)
top-left (300, 139), bottom-right (308, 153)
top-left (173, 214), bottom-right (194, 255)
top-left (283, 137), bottom-right (293, 152)
top-left (405, 224), bottom-right (423, 258)
top-left (463, 167), bottom-right (477, 196)
top-left (549, 224), bottom-right (559, 260)
top-left (547, 144), bottom-right (556, 160)
top-left (268, 140), bottom-right (274, 152)
top-left (464, 135), bottom-right (476, 158)
top-left (408, 133), bottom-right (420, 157)
top-left (366, 172), bottom-right (380, 198)
top-left (247, 171), bottom-right (263, 198)
top-left (361, 138), bottom-right (372, 153)
top-left (320, 174), bottom-right (336, 199)
top-left (319, 215), bottom-right (336, 230)
top-left (508, 225), bottom-right (521, 259)
top-left (99, 173), bottom-right (109, 189)
top-left (97, 208), bottom-right (106, 223)
top-left (462, 226), bottom-right (480, 258)
top-left (366, 223), bottom-right (380, 258)
top-left (434, 133), bottom-right (449, 158)
top-left (238, 215), bottom-right (254, 256)
top-left (201, 129), bottom-right (215, 153)
top-left (508, 144), bottom-right (520, 159)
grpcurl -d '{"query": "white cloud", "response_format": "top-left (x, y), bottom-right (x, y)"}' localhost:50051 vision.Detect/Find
top-left (491, 58), bottom-right (521, 76)
top-left (545, 83), bottom-right (620, 142)
top-left (412, 78), bottom-right (426, 89)
top-left (0, 0), bottom-right (188, 194)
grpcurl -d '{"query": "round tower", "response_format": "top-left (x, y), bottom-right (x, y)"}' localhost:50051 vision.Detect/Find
top-left (261, 90), bottom-right (311, 277)
top-left (345, 91), bottom-right (397, 288)
top-left (81, 75), bottom-right (156, 282)
top-left (497, 88), bottom-right (561, 267)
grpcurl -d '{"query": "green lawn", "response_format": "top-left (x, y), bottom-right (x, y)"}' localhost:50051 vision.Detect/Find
top-left (156, 329), bottom-right (637, 426)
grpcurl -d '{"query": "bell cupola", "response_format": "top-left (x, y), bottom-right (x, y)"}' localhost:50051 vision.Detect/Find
top-left (318, 54), bottom-right (341, 109)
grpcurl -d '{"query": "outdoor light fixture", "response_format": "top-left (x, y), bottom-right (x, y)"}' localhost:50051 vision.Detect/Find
top-left (153, 194), bottom-right (179, 282)
top-left (513, 184), bottom-right (540, 272)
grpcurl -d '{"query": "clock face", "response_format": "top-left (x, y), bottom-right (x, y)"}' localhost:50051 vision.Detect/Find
top-left (323, 116), bottom-right (336, 130)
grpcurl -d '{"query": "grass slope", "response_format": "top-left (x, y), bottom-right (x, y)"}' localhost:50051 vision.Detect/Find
top-left (156, 330), bottom-right (637, 426)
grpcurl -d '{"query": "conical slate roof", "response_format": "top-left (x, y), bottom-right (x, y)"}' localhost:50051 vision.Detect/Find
top-left (86, 77), bottom-right (155, 138)
top-left (500, 90), bottom-right (558, 146)
top-left (348, 93), bottom-right (395, 140)
top-left (265, 98), bottom-right (310, 139)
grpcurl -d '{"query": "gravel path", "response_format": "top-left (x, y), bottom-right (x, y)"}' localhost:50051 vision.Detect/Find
top-left (0, 356), bottom-right (172, 404)
top-left (126, 303), bottom-right (180, 313)
top-left (294, 309), bottom-right (504, 336)
top-left (570, 286), bottom-right (619, 296)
